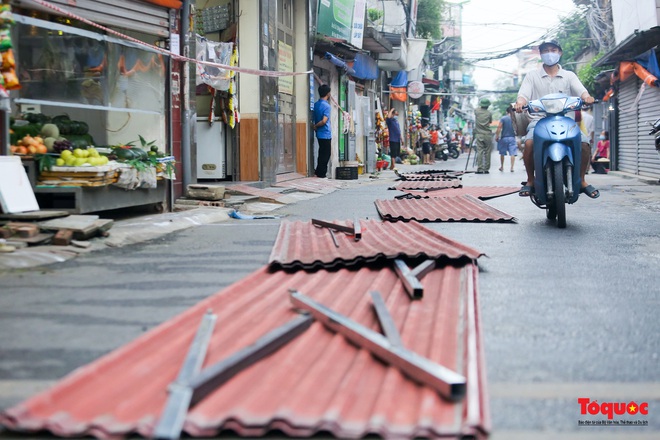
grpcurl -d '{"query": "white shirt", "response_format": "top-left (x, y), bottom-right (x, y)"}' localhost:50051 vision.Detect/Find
top-left (518, 65), bottom-right (587, 102)
top-left (518, 65), bottom-right (588, 121)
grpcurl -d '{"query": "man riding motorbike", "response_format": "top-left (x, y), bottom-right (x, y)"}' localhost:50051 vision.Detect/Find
top-left (514, 40), bottom-right (599, 199)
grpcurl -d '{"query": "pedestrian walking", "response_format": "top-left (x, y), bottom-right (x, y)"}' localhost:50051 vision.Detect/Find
top-left (312, 84), bottom-right (332, 178)
top-left (495, 106), bottom-right (518, 172)
top-left (385, 108), bottom-right (402, 169)
top-left (474, 98), bottom-right (493, 174)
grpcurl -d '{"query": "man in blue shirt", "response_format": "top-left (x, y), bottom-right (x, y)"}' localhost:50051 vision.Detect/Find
top-left (312, 84), bottom-right (332, 178)
top-left (385, 108), bottom-right (402, 169)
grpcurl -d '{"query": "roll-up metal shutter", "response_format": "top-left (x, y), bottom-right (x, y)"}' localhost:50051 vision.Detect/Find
top-left (637, 81), bottom-right (660, 179)
top-left (15, 0), bottom-right (171, 37)
top-left (617, 77), bottom-right (640, 174)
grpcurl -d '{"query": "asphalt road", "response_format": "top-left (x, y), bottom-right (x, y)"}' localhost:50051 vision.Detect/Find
top-left (1, 150), bottom-right (659, 439)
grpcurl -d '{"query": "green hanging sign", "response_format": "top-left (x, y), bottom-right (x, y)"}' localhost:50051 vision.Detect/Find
top-left (316, 0), bottom-right (355, 41)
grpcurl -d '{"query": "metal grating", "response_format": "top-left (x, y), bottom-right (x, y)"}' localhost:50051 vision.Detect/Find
top-left (396, 186), bottom-right (520, 200)
top-left (0, 265), bottom-right (490, 440)
top-left (375, 195), bottom-right (517, 222)
top-left (268, 219), bottom-right (484, 271)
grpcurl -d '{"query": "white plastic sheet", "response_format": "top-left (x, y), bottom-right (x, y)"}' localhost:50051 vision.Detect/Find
top-left (196, 35), bottom-right (233, 91)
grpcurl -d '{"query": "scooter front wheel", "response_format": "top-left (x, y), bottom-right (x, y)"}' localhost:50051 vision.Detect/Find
top-left (552, 161), bottom-right (566, 228)
top-left (448, 148), bottom-right (459, 159)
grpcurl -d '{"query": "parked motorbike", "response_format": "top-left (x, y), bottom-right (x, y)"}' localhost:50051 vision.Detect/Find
top-left (447, 141), bottom-right (460, 159)
top-left (523, 93), bottom-right (587, 228)
top-left (435, 144), bottom-right (449, 161)
top-left (649, 116), bottom-right (660, 158)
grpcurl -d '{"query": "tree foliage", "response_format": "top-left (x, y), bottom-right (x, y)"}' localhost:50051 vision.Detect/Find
top-left (553, 9), bottom-right (611, 96)
top-left (416, 0), bottom-right (443, 40)
top-left (367, 8), bottom-right (383, 25)
top-left (553, 10), bottom-right (592, 73)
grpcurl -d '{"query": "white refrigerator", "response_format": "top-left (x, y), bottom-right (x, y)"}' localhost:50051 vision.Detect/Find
top-left (196, 117), bottom-right (226, 179)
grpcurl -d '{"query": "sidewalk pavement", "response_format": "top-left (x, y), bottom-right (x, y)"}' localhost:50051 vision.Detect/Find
top-left (0, 170), bottom-right (388, 270)
top-left (1, 161), bottom-right (657, 270)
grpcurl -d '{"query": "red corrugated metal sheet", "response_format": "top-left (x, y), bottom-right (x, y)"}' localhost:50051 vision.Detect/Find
top-left (394, 170), bottom-right (465, 180)
top-left (0, 264), bottom-right (490, 440)
top-left (391, 180), bottom-right (462, 191)
top-left (273, 177), bottom-right (344, 194)
top-left (396, 174), bottom-right (459, 181)
top-left (268, 219), bottom-right (484, 270)
top-left (375, 195), bottom-right (516, 222)
top-left (397, 186), bottom-right (520, 200)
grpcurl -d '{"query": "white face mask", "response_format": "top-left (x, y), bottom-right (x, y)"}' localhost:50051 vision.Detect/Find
top-left (541, 52), bottom-right (561, 66)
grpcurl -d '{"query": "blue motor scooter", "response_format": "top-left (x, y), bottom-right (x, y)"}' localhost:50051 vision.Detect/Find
top-left (524, 93), bottom-right (585, 228)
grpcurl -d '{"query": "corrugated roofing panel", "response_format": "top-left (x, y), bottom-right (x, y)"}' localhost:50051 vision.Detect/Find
top-left (397, 169), bottom-right (465, 178)
top-left (391, 180), bottom-right (462, 190)
top-left (268, 219), bottom-right (484, 270)
top-left (396, 174), bottom-right (459, 181)
top-left (376, 195), bottom-right (516, 222)
top-left (397, 186), bottom-right (520, 200)
top-left (273, 177), bottom-right (344, 194)
top-left (0, 265), bottom-right (490, 439)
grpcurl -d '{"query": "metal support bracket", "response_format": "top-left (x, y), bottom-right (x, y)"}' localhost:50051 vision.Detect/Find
top-left (290, 291), bottom-right (466, 402)
top-left (393, 259), bottom-right (424, 299)
top-left (312, 218), bottom-right (361, 241)
top-left (369, 291), bottom-right (403, 348)
top-left (153, 312), bottom-right (313, 440)
top-left (153, 310), bottom-right (217, 440)
top-left (188, 313), bottom-right (313, 406)
top-left (410, 260), bottom-right (436, 280)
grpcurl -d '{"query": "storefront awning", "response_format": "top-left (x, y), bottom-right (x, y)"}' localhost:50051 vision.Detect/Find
top-left (351, 53), bottom-right (379, 80)
top-left (594, 26), bottom-right (660, 67)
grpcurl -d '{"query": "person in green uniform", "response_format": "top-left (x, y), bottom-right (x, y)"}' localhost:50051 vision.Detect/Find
top-left (474, 98), bottom-right (493, 174)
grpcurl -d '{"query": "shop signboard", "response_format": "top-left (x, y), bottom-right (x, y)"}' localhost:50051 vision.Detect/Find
top-left (350, 0), bottom-right (366, 49)
top-left (317, 0), bottom-right (355, 41)
top-left (408, 81), bottom-right (425, 99)
top-left (278, 42), bottom-right (294, 95)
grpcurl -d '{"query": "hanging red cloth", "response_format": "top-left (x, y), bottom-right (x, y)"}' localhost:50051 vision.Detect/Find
top-left (141, 0), bottom-right (182, 9)
top-left (619, 61), bottom-right (659, 87)
top-left (390, 86), bottom-right (407, 102)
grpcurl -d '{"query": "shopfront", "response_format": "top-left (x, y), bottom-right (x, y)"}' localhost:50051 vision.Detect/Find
top-left (2, 0), bottom-right (179, 213)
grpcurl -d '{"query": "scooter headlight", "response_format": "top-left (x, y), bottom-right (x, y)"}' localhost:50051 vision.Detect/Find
top-left (541, 97), bottom-right (567, 114)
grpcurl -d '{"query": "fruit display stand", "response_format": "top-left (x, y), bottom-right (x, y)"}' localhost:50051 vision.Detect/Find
top-left (34, 163), bottom-right (168, 214)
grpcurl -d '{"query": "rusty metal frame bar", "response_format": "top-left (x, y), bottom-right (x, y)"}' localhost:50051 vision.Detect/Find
top-left (153, 310), bottom-right (217, 440)
top-left (290, 291), bottom-right (466, 401)
top-left (311, 218), bottom-right (361, 241)
top-left (369, 291), bottom-right (402, 348)
top-left (188, 314), bottom-right (313, 406)
top-left (311, 218), bottom-right (353, 234)
top-left (393, 259), bottom-right (424, 299)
